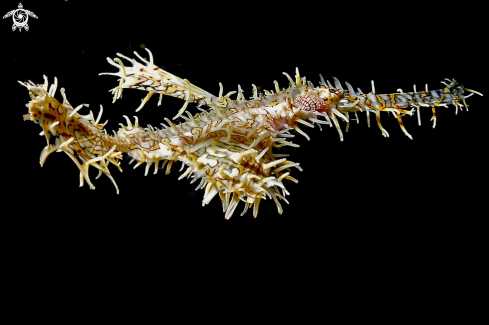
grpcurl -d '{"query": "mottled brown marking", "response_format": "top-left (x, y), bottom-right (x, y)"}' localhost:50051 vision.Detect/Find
top-left (294, 94), bottom-right (324, 111)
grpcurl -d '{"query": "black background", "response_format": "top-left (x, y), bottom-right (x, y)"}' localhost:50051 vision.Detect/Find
top-left (1, 0), bottom-right (486, 259)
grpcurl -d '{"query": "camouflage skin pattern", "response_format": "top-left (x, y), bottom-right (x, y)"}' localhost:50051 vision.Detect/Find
top-left (20, 49), bottom-right (482, 219)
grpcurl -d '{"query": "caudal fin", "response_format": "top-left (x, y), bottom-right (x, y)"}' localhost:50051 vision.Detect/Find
top-left (20, 77), bottom-right (123, 193)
